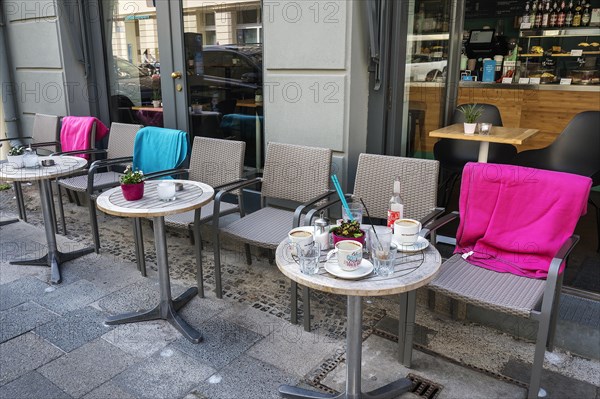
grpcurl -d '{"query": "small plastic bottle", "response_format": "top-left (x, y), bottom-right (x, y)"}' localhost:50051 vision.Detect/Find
top-left (387, 176), bottom-right (404, 227)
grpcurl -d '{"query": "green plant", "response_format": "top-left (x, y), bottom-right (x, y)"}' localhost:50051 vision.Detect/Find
top-left (152, 87), bottom-right (161, 101)
top-left (331, 220), bottom-right (364, 238)
top-left (8, 146), bottom-right (24, 156)
top-left (457, 104), bottom-right (484, 123)
top-left (120, 165), bottom-right (144, 185)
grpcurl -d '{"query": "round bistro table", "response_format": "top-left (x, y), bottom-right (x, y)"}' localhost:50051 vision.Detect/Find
top-left (0, 155), bottom-right (93, 283)
top-left (275, 240), bottom-right (442, 399)
top-left (96, 179), bottom-right (214, 343)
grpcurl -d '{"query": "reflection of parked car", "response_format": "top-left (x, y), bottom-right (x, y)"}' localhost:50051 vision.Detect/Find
top-left (408, 55), bottom-right (447, 82)
top-left (113, 57), bottom-right (154, 106)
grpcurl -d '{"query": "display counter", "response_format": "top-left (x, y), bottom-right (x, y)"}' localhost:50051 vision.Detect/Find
top-left (408, 82), bottom-right (600, 153)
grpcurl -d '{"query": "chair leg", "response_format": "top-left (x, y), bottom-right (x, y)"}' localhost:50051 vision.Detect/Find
top-left (398, 291), bottom-right (416, 368)
top-left (546, 275), bottom-right (564, 352)
top-left (88, 198), bottom-right (101, 253)
top-left (14, 182), bottom-right (27, 221)
top-left (213, 230), bottom-right (223, 299)
top-left (133, 218), bottom-right (146, 277)
top-left (55, 184), bottom-right (67, 235)
top-left (302, 286), bottom-right (311, 332)
top-left (188, 226), bottom-right (195, 246)
top-left (193, 209), bottom-right (204, 298)
top-left (291, 281), bottom-right (298, 324)
top-left (245, 243), bottom-right (252, 265)
top-left (72, 189), bottom-right (81, 206)
top-left (529, 296), bottom-right (560, 398)
top-left (268, 249), bottom-right (275, 265)
top-left (47, 183), bottom-right (58, 232)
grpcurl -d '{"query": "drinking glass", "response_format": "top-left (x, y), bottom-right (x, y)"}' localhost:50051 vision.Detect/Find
top-left (297, 241), bottom-right (321, 275)
top-left (478, 122), bottom-right (492, 135)
top-left (157, 182), bottom-right (176, 201)
top-left (342, 201), bottom-right (363, 224)
top-left (368, 227), bottom-right (393, 257)
top-left (372, 243), bottom-right (397, 277)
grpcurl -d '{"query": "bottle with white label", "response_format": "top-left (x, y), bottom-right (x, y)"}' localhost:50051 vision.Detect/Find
top-left (387, 176), bottom-right (404, 228)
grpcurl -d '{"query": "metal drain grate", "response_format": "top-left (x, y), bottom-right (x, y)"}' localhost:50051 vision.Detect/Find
top-left (408, 373), bottom-right (443, 399)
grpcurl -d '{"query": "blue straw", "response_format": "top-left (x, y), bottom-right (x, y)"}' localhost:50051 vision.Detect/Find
top-left (331, 174), bottom-right (354, 222)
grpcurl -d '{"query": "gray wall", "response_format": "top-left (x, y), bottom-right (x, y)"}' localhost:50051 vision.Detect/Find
top-left (2, 0), bottom-right (91, 138)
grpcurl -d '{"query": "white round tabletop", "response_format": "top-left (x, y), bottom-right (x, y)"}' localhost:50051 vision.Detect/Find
top-left (275, 240), bottom-right (442, 297)
top-left (0, 156), bottom-right (87, 182)
top-left (96, 180), bottom-right (214, 218)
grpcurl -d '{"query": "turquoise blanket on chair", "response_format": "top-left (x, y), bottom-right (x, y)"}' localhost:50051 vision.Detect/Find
top-left (133, 127), bottom-right (188, 176)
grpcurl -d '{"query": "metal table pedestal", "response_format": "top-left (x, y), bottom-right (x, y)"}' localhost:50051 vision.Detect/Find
top-left (105, 216), bottom-right (202, 344)
top-left (10, 180), bottom-right (94, 284)
top-left (279, 296), bottom-right (412, 399)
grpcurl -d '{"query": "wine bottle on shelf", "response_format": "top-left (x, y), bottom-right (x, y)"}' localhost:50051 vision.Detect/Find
top-left (542, 0), bottom-right (551, 27)
top-left (549, 1), bottom-right (558, 27)
top-left (557, 0), bottom-right (566, 27)
top-left (535, 1), bottom-right (544, 28)
top-left (387, 177), bottom-right (404, 228)
top-left (523, 1), bottom-right (531, 25)
top-left (565, 0), bottom-right (574, 26)
top-left (581, 2), bottom-right (591, 26)
top-left (530, 0), bottom-right (538, 26)
top-left (572, 0), bottom-right (582, 27)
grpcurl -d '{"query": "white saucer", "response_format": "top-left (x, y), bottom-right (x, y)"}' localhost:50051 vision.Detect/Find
top-left (324, 259), bottom-right (374, 279)
top-left (392, 236), bottom-right (429, 252)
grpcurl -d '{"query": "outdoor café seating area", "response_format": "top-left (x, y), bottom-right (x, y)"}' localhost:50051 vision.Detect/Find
top-left (1, 109), bottom-right (599, 399)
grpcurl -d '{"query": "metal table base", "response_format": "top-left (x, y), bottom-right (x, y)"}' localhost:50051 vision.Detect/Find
top-left (9, 180), bottom-right (93, 284)
top-left (279, 296), bottom-right (413, 399)
top-left (105, 216), bottom-right (202, 344)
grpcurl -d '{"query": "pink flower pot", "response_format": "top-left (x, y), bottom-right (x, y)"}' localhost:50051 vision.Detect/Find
top-left (121, 182), bottom-right (144, 201)
top-left (332, 230), bottom-right (366, 247)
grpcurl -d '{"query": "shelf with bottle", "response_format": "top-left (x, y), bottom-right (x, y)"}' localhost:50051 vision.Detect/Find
top-left (520, 0), bottom-right (595, 31)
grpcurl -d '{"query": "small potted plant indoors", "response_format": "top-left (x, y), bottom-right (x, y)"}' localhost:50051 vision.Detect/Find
top-left (7, 145), bottom-right (25, 168)
top-left (330, 220), bottom-right (366, 246)
top-left (120, 165), bottom-right (144, 201)
top-left (152, 87), bottom-right (162, 108)
top-left (458, 104), bottom-right (483, 135)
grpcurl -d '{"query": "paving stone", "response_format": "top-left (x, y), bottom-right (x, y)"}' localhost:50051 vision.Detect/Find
top-left (170, 316), bottom-right (263, 370)
top-left (0, 301), bottom-right (57, 344)
top-left (34, 306), bottom-right (114, 352)
top-left (64, 256), bottom-right (143, 294)
top-left (0, 262), bottom-right (48, 285)
top-left (81, 382), bottom-right (136, 399)
top-left (39, 338), bottom-right (135, 398)
top-left (101, 321), bottom-right (180, 358)
top-left (246, 321), bottom-right (343, 378)
top-left (113, 347), bottom-right (215, 399)
top-left (218, 301), bottom-right (290, 337)
top-left (190, 355), bottom-right (297, 399)
top-left (0, 276), bottom-right (50, 311)
top-left (35, 279), bottom-right (108, 315)
top-left (178, 295), bottom-right (231, 325)
top-left (0, 371), bottom-right (72, 399)
top-left (0, 332), bottom-right (64, 386)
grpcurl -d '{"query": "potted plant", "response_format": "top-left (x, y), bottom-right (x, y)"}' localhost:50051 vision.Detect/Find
top-left (330, 220), bottom-right (366, 246)
top-left (7, 145), bottom-right (25, 168)
top-left (458, 104), bottom-right (483, 135)
top-left (120, 165), bottom-right (144, 201)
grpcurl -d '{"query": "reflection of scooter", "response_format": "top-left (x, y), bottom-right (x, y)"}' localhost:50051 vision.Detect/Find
top-left (140, 62), bottom-right (160, 75)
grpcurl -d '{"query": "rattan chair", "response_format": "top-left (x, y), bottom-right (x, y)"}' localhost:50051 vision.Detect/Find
top-left (55, 122), bottom-right (142, 251)
top-left (419, 163), bottom-right (590, 399)
top-left (210, 142), bottom-right (332, 299)
top-left (300, 154), bottom-right (441, 332)
top-left (0, 113), bottom-right (61, 223)
top-left (162, 136), bottom-right (245, 295)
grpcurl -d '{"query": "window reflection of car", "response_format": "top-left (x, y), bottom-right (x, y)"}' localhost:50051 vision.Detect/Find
top-left (114, 57), bottom-right (154, 106)
top-left (408, 55), bottom-right (447, 82)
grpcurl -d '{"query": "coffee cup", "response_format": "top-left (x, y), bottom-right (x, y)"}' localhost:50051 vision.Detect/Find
top-left (393, 218), bottom-right (422, 245)
top-left (326, 240), bottom-right (363, 272)
top-left (288, 228), bottom-right (314, 256)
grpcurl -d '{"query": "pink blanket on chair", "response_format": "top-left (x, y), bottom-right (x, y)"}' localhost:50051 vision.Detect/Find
top-left (60, 116), bottom-right (109, 159)
top-left (455, 163), bottom-right (591, 279)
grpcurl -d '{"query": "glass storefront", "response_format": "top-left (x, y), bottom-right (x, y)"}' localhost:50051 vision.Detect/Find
top-left (101, 0), bottom-right (264, 174)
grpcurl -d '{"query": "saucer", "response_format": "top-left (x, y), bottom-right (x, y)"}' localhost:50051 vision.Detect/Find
top-left (392, 236), bottom-right (429, 252)
top-left (324, 259), bottom-right (373, 279)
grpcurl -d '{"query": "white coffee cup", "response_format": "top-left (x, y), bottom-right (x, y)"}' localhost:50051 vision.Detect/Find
top-left (393, 218), bottom-right (422, 245)
top-left (288, 228), bottom-right (314, 256)
top-left (326, 240), bottom-right (363, 272)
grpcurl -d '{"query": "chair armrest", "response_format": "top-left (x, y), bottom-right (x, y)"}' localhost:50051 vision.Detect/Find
top-left (0, 136), bottom-right (33, 143)
top-left (212, 177), bottom-right (263, 229)
top-left (143, 168), bottom-right (189, 181)
top-left (29, 141), bottom-right (60, 150)
top-left (303, 193), bottom-right (354, 226)
top-left (293, 189), bottom-right (338, 227)
top-left (213, 178), bottom-right (247, 191)
top-left (420, 211), bottom-right (459, 239)
top-left (547, 235), bottom-right (579, 280)
top-left (87, 156), bottom-right (133, 195)
top-left (52, 148), bottom-right (107, 157)
top-left (419, 207), bottom-right (445, 227)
